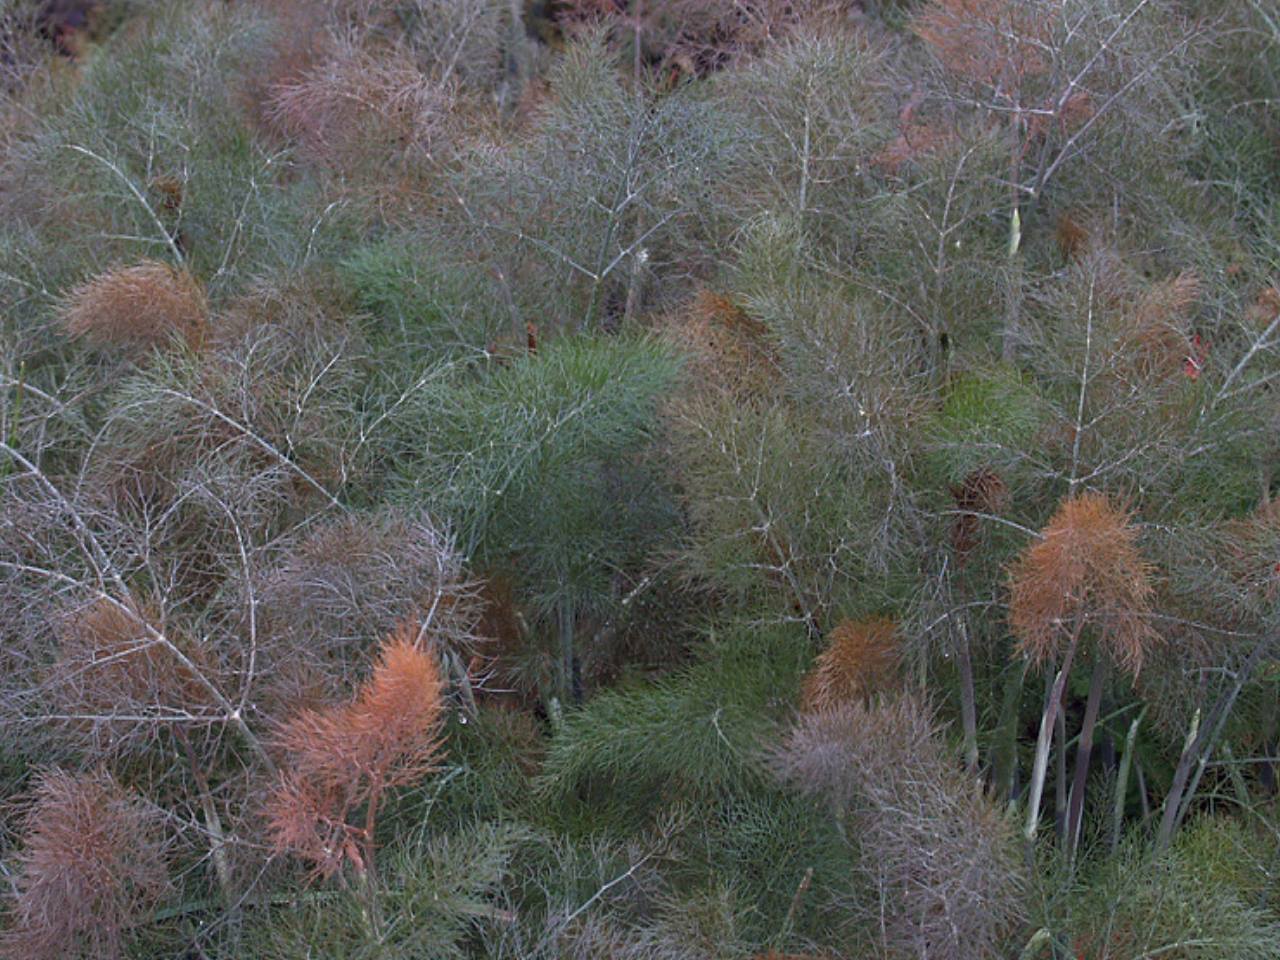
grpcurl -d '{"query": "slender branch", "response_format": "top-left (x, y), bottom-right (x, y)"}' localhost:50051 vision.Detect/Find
top-left (64, 144), bottom-right (186, 265)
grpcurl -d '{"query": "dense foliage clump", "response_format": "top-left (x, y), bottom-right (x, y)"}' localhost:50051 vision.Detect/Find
top-left (3, 1), bottom-right (1280, 957)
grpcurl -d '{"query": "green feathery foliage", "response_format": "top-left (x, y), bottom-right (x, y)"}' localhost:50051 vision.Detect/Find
top-left (339, 237), bottom-right (505, 355)
top-left (537, 626), bottom-right (809, 829)
top-left (1049, 820), bottom-right (1280, 960)
top-left (401, 334), bottom-right (680, 615)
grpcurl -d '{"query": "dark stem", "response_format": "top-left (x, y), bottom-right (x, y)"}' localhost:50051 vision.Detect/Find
top-left (1054, 700), bottom-right (1067, 840)
top-left (1156, 634), bottom-right (1272, 850)
top-left (558, 593), bottom-right (576, 705)
top-left (994, 658), bottom-right (1028, 802)
top-left (1067, 656), bottom-right (1107, 861)
top-left (953, 602), bottom-right (979, 775)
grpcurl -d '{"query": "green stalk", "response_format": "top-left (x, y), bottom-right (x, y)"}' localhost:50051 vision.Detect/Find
top-left (994, 658), bottom-right (1029, 802)
top-left (1111, 705), bottom-right (1146, 852)
top-left (1024, 620), bottom-right (1082, 847)
top-left (558, 593), bottom-right (576, 705)
top-left (0, 361), bottom-right (23, 481)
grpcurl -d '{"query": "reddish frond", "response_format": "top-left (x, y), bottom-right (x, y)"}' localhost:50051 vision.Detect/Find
top-left (913, 0), bottom-right (1051, 91)
top-left (258, 508), bottom-right (480, 684)
top-left (1125, 270), bottom-right (1201, 377)
top-left (59, 261), bottom-right (207, 352)
top-left (1137, 270), bottom-right (1200, 328)
top-left (46, 598), bottom-right (213, 755)
top-left (274, 702), bottom-right (365, 798)
top-left (1, 768), bottom-right (169, 960)
top-left (801, 617), bottom-right (900, 712)
top-left (1225, 500), bottom-right (1280, 608)
top-left (1008, 492), bottom-right (1157, 674)
top-left (950, 468), bottom-right (1011, 561)
top-left (872, 118), bottom-right (954, 175)
top-left (263, 771), bottom-right (349, 881)
top-left (660, 288), bottom-right (780, 400)
top-left (267, 623), bottom-right (447, 878)
top-left (265, 39), bottom-right (454, 168)
top-left (774, 694), bottom-right (1023, 959)
top-left (1056, 212), bottom-right (1091, 261)
top-left (1245, 284), bottom-right (1280, 328)
top-left (346, 624), bottom-right (447, 789)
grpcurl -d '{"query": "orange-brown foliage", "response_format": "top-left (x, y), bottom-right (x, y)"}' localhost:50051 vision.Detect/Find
top-left (0, 768), bottom-right (169, 960)
top-left (801, 617), bottom-right (901, 711)
top-left (265, 623), bottom-right (447, 878)
top-left (661, 289), bottom-right (780, 400)
top-left (1008, 492), bottom-right (1157, 674)
top-left (1124, 270), bottom-right (1201, 378)
top-left (238, 0), bottom-right (330, 139)
top-left (46, 599), bottom-right (213, 754)
top-left (873, 117), bottom-right (954, 175)
top-left (1246, 284), bottom-right (1280, 327)
top-left (950, 467), bottom-right (1010, 561)
top-left (1225, 499), bottom-right (1280, 607)
top-left (1056, 213), bottom-right (1091, 261)
top-left (913, 0), bottom-right (1050, 90)
top-left (265, 39), bottom-right (454, 170)
top-left (59, 261), bottom-right (207, 351)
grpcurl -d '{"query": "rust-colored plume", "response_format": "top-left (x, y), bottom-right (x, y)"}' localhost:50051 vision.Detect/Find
top-left (46, 599), bottom-right (212, 755)
top-left (1009, 492), bottom-right (1157, 674)
top-left (0, 768), bottom-right (169, 960)
top-left (801, 617), bottom-right (901, 711)
top-left (265, 623), bottom-right (447, 879)
top-left (913, 0), bottom-right (1050, 89)
top-left (59, 261), bottom-right (207, 351)
top-left (661, 288), bottom-right (779, 400)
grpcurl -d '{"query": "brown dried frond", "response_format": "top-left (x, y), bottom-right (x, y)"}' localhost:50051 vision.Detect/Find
top-left (466, 573), bottom-right (538, 707)
top-left (258, 509), bottom-right (479, 691)
top-left (266, 624), bottom-right (447, 878)
top-left (1106, 270), bottom-right (1203, 384)
top-left (59, 261), bottom-right (207, 351)
top-left (261, 770), bottom-right (350, 880)
top-left (1135, 270), bottom-right (1201, 327)
top-left (273, 626), bottom-right (445, 791)
top-left (661, 289), bottom-right (780, 400)
top-left (266, 38), bottom-right (455, 169)
top-left (239, 0), bottom-right (330, 137)
top-left (1245, 283), bottom-right (1280, 328)
top-left (950, 468), bottom-right (1010, 561)
top-left (1, 768), bottom-right (169, 960)
top-left (555, 0), bottom-right (848, 77)
top-left (800, 617), bottom-right (900, 711)
top-left (346, 624), bottom-right (447, 787)
top-left (45, 598), bottom-right (214, 756)
top-left (147, 174), bottom-right (183, 215)
top-left (1056, 212), bottom-right (1091, 261)
top-left (1224, 499), bottom-right (1280, 609)
top-left (913, 0), bottom-right (1051, 91)
top-left (872, 118), bottom-right (954, 175)
top-left (774, 694), bottom-right (1024, 960)
top-left (1009, 492), bottom-right (1157, 674)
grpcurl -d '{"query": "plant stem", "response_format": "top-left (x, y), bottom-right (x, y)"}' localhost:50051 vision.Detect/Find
top-left (1067, 656), bottom-right (1107, 861)
top-left (994, 658), bottom-right (1028, 802)
top-left (1111, 704), bottom-right (1146, 852)
top-left (1024, 620), bottom-right (1082, 846)
top-left (1157, 633), bottom-right (1271, 850)
top-left (178, 730), bottom-right (235, 905)
top-left (954, 605), bottom-right (979, 775)
top-left (558, 593), bottom-right (576, 705)
top-left (1054, 700), bottom-right (1067, 840)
